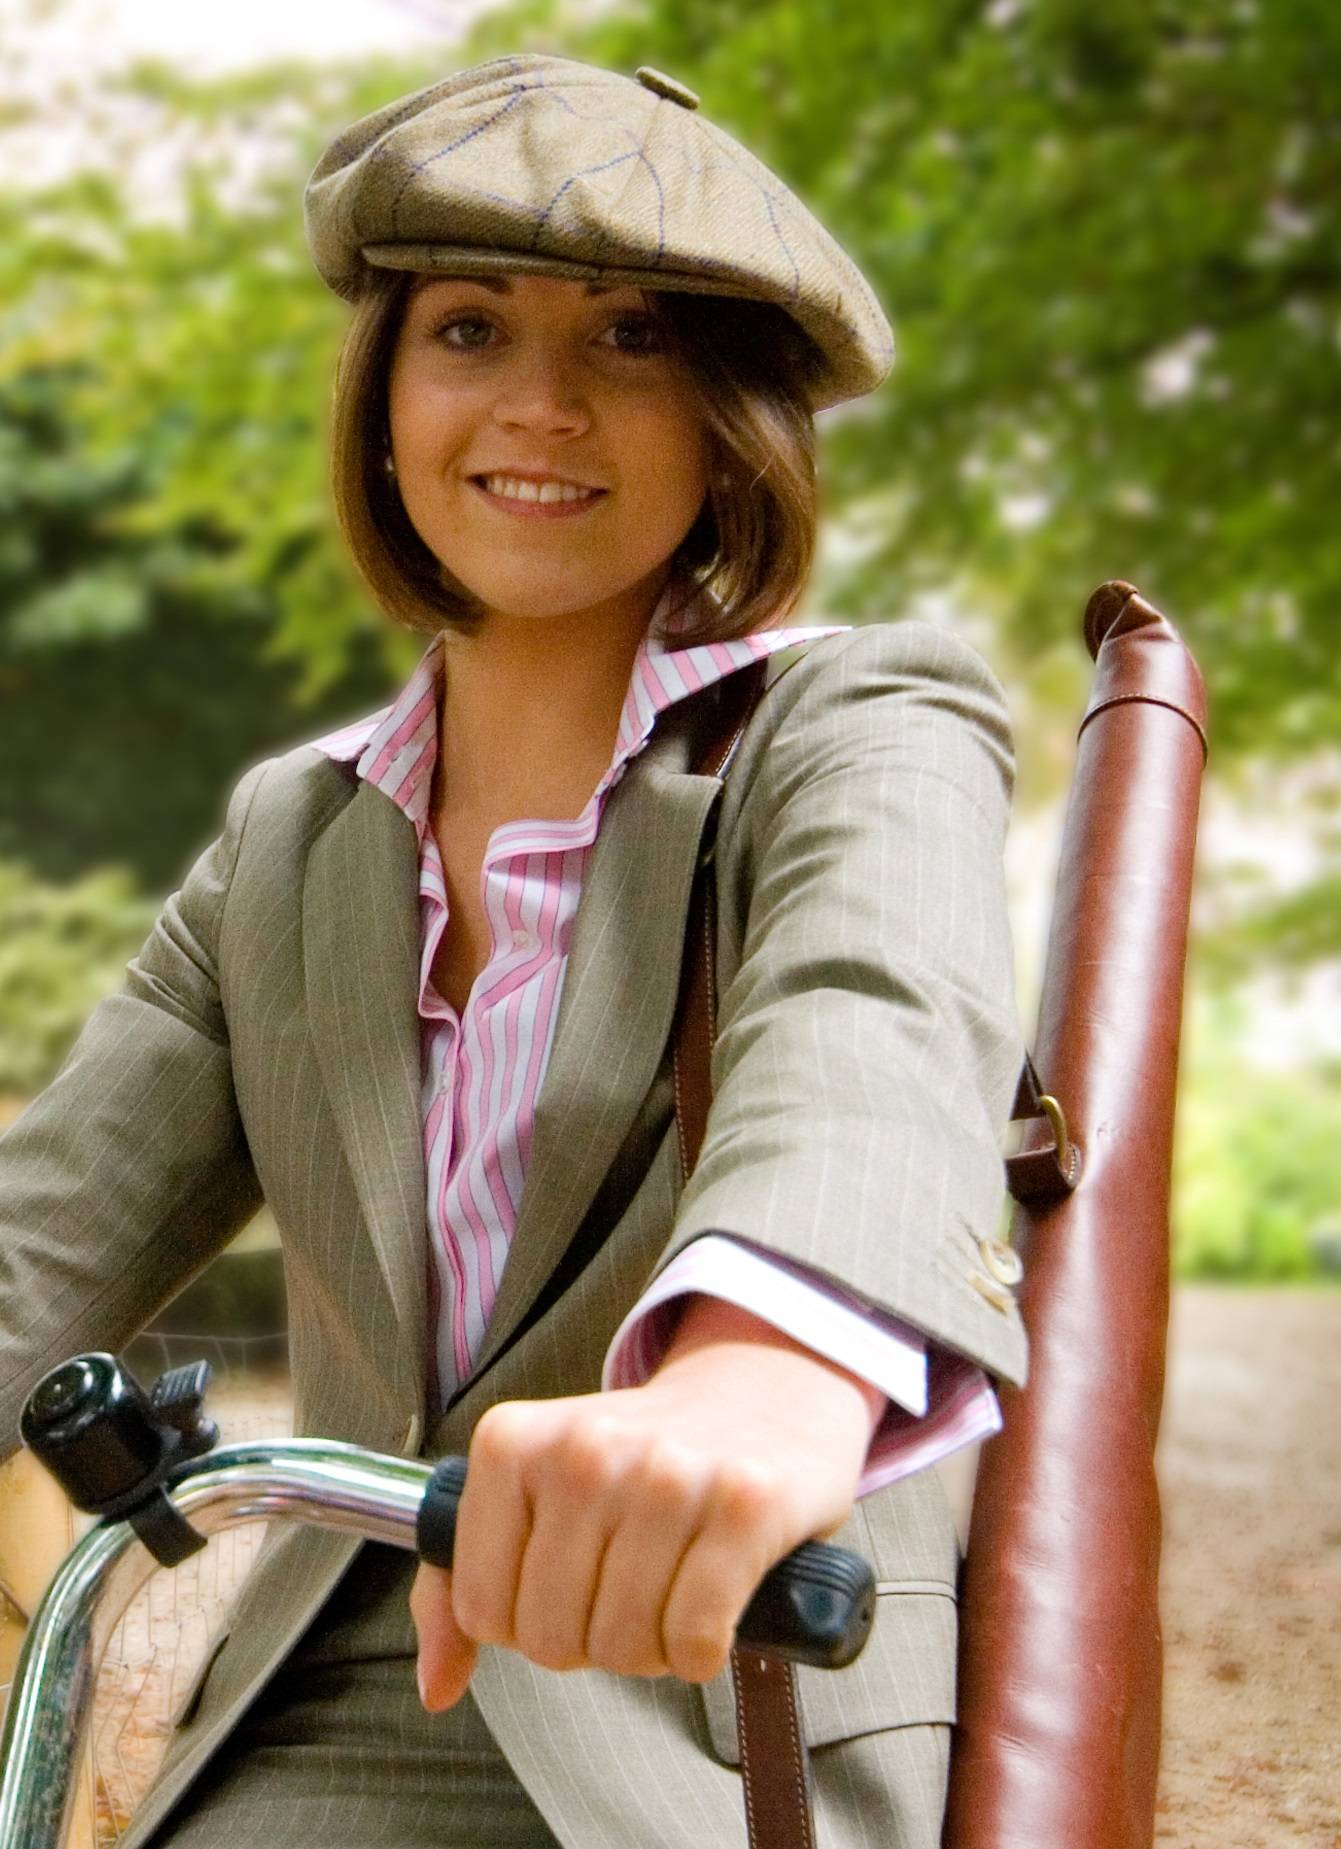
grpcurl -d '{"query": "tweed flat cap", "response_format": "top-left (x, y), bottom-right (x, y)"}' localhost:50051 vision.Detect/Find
top-left (303, 52), bottom-right (893, 412)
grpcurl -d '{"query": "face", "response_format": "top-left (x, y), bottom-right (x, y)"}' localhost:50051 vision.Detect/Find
top-left (385, 271), bottom-right (712, 636)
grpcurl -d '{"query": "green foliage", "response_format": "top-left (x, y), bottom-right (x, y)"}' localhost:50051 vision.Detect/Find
top-left (537, 0), bottom-right (1341, 746)
top-left (0, 858), bottom-right (155, 1097)
top-left (1172, 998), bottom-right (1341, 1278)
top-left (5, 1), bottom-right (1338, 763)
top-left (0, 367), bottom-right (399, 890)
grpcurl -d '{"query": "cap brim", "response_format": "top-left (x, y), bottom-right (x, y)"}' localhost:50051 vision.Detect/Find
top-left (356, 243), bottom-right (876, 412)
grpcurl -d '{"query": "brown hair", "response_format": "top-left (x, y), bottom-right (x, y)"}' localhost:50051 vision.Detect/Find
top-left (328, 269), bottom-right (826, 646)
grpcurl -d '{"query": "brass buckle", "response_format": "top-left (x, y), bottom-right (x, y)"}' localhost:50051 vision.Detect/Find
top-left (1039, 1093), bottom-right (1070, 1169)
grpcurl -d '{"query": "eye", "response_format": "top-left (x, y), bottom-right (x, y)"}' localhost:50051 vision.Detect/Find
top-left (599, 312), bottom-right (667, 356)
top-left (426, 308), bottom-right (667, 357)
top-left (432, 312), bottom-right (496, 350)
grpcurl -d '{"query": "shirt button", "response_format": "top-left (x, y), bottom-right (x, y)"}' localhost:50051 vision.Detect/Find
top-left (512, 928), bottom-right (531, 949)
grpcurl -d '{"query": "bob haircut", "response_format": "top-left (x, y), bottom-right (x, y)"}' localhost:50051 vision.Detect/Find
top-left (329, 268), bottom-right (828, 647)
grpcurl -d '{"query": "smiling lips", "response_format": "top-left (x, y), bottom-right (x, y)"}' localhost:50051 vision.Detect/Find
top-left (470, 472), bottom-right (608, 519)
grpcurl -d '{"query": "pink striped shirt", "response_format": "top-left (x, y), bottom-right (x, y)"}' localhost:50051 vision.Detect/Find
top-left (312, 587), bottom-right (1000, 1496)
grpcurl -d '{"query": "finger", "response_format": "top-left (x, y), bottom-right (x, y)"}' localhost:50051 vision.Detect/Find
top-left (582, 1440), bottom-right (712, 1679)
top-left (509, 1414), bottom-right (629, 1669)
top-left (448, 1402), bottom-right (535, 1649)
top-left (510, 1480), bottom-right (613, 1672)
top-left (409, 1561), bottom-right (478, 1712)
top-left (657, 1460), bottom-right (786, 1684)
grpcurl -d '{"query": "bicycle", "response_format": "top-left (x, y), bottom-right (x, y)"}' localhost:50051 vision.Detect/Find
top-left (0, 1353), bottom-right (877, 1849)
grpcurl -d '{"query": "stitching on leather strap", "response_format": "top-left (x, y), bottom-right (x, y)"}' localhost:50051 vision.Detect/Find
top-left (782, 1663), bottom-right (816, 1849)
top-left (733, 1654), bottom-right (759, 1844)
top-left (1079, 691), bottom-right (1209, 759)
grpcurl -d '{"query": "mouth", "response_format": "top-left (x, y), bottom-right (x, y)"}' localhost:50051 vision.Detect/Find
top-left (468, 474), bottom-right (609, 520)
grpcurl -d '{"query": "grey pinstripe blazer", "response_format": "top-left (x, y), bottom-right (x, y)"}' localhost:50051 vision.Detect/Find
top-left (0, 620), bottom-right (1028, 1846)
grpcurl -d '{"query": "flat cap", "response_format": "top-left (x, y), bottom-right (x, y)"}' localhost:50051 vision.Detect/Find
top-left (303, 52), bottom-right (894, 412)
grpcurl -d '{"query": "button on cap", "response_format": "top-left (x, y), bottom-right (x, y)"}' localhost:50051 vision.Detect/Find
top-left (635, 66), bottom-right (700, 109)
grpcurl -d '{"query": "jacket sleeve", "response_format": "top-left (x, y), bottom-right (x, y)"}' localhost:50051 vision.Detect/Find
top-left (655, 621), bottom-right (1028, 1388)
top-left (0, 759), bottom-right (270, 1456)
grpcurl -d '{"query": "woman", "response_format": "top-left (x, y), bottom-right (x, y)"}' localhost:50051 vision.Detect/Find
top-left (0, 52), bottom-right (1027, 1847)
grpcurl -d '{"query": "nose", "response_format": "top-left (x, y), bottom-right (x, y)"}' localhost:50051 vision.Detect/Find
top-left (490, 343), bottom-right (592, 438)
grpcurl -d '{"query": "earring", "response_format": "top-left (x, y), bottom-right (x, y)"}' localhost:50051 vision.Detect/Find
top-left (383, 451), bottom-right (397, 478)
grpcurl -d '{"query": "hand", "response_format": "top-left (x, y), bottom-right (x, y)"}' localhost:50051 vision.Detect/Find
top-left (411, 1294), bottom-right (884, 1710)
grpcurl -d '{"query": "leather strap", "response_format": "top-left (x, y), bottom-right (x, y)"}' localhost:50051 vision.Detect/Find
top-left (672, 656), bottom-right (815, 1849)
top-left (731, 1647), bottom-right (818, 1849)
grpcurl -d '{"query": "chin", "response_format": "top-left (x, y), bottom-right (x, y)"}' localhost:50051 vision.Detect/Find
top-left (449, 572), bottom-right (650, 625)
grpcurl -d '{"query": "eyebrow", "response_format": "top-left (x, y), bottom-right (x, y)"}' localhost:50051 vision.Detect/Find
top-left (421, 273), bottom-right (621, 296)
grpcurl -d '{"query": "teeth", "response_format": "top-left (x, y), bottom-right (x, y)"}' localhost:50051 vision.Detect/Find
top-left (481, 474), bottom-right (600, 503)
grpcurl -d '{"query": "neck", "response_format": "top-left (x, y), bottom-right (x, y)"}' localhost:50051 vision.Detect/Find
top-left (434, 582), bottom-right (675, 821)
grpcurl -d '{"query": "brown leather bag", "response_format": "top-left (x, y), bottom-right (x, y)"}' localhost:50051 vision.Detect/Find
top-left (944, 582), bottom-right (1208, 1849)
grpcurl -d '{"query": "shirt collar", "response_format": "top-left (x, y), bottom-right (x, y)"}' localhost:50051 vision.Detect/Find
top-left (311, 581), bottom-right (850, 839)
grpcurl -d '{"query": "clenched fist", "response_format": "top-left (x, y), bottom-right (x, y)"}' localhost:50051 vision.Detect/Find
top-left (410, 1292), bottom-right (884, 1709)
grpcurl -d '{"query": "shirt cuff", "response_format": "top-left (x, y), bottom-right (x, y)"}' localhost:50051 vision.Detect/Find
top-left (600, 1232), bottom-right (1001, 1496)
top-left (602, 1231), bottom-right (927, 1411)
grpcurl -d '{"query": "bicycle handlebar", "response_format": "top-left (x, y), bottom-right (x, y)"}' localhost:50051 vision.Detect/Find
top-left (1, 1358), bottom-right (878, 1849)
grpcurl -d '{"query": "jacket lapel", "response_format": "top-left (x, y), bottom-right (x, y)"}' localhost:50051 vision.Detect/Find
top-left (298, 696), bottom-right (735, 1405)
top-left (302, 774), bottom-right (427, 1402)
top-left (470, 728), bottom-right (723, 1380)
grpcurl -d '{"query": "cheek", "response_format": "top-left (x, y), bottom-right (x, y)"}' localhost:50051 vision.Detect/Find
top-left (389, 378), bottom-right (461, 462)
top-left (632, 410), bottom-right (710, 515)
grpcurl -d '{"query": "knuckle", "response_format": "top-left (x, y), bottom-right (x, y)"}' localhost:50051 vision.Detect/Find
top-left (586, 1620), bottom-right (663, 1679)
top-left (712, 1458), bottom-right (781, 1531)
top-left (521, 1632), bottom-right (584, 1674)
top-left (554, 1418), bottom-right (622, 1494)
top-left (471, 1401), bottom-right (526, 1468)
top-left (636, 1440), bottom-right (699, 1511)
top-left (408, 1562), bottom-right (443, 1624)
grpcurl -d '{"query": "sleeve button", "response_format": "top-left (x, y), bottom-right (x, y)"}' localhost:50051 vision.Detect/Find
top-left (978, 1236), bottom-right (1023, 1287)
top-left (968, 1270), bottom-right (1014, 1315)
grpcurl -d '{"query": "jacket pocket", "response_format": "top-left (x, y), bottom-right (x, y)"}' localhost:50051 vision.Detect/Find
top-left (697, 1470), bottom-right (961, 1763)
top-left (170, 1624), bottom-right (232, 1730)
top-left (697, 1581), bottom-right (956, 1764)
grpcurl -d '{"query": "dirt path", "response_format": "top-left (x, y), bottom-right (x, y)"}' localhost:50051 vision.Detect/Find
top-left (1156, 1286), bottom-right (1341, 1848)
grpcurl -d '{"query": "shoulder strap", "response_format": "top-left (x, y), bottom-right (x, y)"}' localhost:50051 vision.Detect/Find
top-left (673, 652), bottom-right (817, 1849)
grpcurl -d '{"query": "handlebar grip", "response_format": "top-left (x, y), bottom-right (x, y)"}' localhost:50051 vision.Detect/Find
top-left (415, 1455), bottom-right (876, 1670)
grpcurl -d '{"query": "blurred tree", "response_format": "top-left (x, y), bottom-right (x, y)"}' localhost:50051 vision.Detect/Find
top-left (0, 351), bottom-right (397, 890)
top-left (0, 856), bottom-right (154, 1098)
top-left (1172, 995), bottom-right (1341, 1277)
top-left (0, 0), bottom-right (1337, 1044)
top-left (535, 0), bottom-right (1340, 749)
top-left (5, 1), bottom-right (1338, 755)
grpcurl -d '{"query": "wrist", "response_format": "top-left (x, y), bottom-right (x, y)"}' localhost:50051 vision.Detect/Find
top-left (659, 1292), bottom-right (888, 1442)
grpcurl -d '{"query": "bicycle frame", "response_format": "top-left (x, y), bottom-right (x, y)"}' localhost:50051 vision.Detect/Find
top-left (0, 1437), bottom-right (433, 1849)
